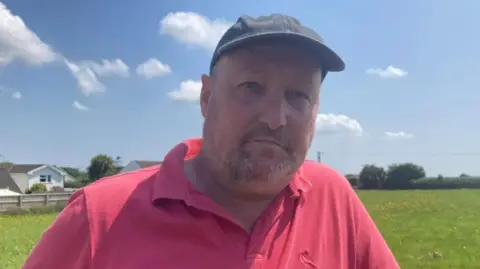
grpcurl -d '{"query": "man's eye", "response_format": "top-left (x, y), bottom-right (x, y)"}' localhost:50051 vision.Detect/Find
top-left (288, 90), bottom-right (310, 100)
top-left (242, 81), bottom-right (260, 89)
top-left (240, 81), bottom-right (263, 94)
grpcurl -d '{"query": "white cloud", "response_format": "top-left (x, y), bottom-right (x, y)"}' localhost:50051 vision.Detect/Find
top-left (0, 2), bottom-right (56, 66)
top-left (81, 59), bottom-right (129, 77)
top-left (168, 80), bottom-right (201, 102)
top-left (72, 100), bottom-right (89, 111)
top-left (136, 58), bottom-right (171, 79)
top-left (64, 58), bottom-right (129, 96)
top-left (366, 65), bottom-right (408, 78)
top-left (0, 85), bottom-right (21, 100)
top-left (11, 91), bottom-right (21, 99)
top-left (160, 12), bottom-right (232, 50)
top-left (384, 131), bottom-right (414, 140)
top-left (316, 113), bottom-right (363, 136)
top-left (64, 59), bottom-right (105, 96)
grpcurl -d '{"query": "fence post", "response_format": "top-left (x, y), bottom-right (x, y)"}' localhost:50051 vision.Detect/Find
top-left (17, 195), bottom-right (22, 207)
top-left (44, 194), bottom-right (49, 205)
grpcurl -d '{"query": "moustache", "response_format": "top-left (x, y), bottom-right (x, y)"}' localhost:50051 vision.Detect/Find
top-left (241, 125), bottom-right (292, 153)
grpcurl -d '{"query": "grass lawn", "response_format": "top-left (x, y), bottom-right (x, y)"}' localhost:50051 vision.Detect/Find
top-left (358, 189), bottom-right (480, 268)
top-left (0, 213), bottom-right (57, 269)
top-left (1, 189), bottom-right (479, 268)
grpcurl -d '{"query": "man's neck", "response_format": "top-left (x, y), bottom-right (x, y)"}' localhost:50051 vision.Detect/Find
top-left (184, 155), bottom-right (277, 231)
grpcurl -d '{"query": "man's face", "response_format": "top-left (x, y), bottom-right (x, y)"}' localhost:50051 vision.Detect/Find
top-left (200, 44), bottom-right (322, 192)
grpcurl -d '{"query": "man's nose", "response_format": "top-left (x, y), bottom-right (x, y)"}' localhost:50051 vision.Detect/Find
top-left (258, 97), bottom-right (288, 130)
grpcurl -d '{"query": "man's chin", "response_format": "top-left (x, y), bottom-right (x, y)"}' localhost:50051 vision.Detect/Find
top-left (236, 160), bottom-right (294, 181)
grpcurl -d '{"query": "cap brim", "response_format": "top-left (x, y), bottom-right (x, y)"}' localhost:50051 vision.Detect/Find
top-left (216, 32), bottom-right (345, 72)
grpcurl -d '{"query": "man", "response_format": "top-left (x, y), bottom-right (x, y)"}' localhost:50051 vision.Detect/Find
top-left (23, 14), bottom-right (400, 269)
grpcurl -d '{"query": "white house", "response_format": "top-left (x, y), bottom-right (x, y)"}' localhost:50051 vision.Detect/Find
top-left (121, 160), bottom-right (162, 173)
top-left (9, 164), bottom-right (72, 193)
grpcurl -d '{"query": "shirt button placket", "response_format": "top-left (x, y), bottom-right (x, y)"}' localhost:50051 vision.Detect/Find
top-left (246, 253), bottom-right (265, 269)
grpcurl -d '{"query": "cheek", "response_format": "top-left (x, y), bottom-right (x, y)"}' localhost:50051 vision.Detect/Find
top-left (289, 117), bottom-right (316, 150)
top-left (206, 103), bottom-right (250, 148)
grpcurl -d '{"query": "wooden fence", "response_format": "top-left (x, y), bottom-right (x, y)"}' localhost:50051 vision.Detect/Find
top-left (0, 192), bottom-right (73, 211)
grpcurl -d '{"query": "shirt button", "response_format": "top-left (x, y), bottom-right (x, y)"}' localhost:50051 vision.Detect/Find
top-left (247, 253), bottom-right (264, 260)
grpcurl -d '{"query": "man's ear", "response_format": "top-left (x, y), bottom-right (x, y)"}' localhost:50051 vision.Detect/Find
top-left (200, 74), bottom-right (211, 119)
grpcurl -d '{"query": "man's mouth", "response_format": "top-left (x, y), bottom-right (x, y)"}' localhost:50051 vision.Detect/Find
top-left (246, 138), bottom-right (285, 149)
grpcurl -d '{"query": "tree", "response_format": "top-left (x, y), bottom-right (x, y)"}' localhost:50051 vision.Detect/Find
top-left (61, 166), bottom-right (89, 187)
top-left (345, 174), bottom-right (359, 187)
top-left (383, 163), bottom-right (426, 189)
top-left (61, 167), bottom-right (84, 178)
top-left (358, 164), bottom-right (386, 189)
top-left (87, 154), bottom-right (117, 182)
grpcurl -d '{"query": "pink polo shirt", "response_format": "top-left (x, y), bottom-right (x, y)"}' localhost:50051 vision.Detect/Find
top-left (23, 138), bottom-right (399, 269)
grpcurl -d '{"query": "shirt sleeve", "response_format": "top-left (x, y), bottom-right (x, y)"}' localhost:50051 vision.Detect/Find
top-left (349, 189), bottom-right (401, 269)
top-left (22, 190), bottom-right (92, 269)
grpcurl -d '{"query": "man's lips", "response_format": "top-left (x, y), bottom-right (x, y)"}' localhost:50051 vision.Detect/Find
top-left (245, 138), bottom-right (286, 149)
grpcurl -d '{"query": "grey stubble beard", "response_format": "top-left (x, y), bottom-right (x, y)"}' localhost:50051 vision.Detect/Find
top-left (225, 149), bottom-right (299, 183)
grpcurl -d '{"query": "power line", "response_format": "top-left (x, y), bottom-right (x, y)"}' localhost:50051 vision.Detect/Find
top-left (319, 151), bottom-right (480, 156)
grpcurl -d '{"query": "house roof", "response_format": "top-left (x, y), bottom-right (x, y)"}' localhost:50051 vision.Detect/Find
top-left (0, 168), bottom-right (22, 193)
top-left (134, 160), bottom-right (163, 168)
top-left (9, 164), bottom-right (67, 176)
top-left (9, 164), bottom-right (43, 173)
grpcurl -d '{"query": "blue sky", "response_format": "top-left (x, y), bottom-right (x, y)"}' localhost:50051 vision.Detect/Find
top-left (1, 0), bottom-right (479, 176)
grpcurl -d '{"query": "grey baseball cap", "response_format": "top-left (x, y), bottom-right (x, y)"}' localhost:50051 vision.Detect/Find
top-left (210, 14), bottom-right (345, 79)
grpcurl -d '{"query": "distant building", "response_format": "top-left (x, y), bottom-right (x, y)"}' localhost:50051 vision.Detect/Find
top-left (8, 164), bottom-right (74, 193)
top-left (120, 160), bottom-right (163, 173)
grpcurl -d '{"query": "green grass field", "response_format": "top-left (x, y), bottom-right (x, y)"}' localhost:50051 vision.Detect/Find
top-left (1, 189), bottom-right (479, 269)
top-left (0, 213), bottom-right (57, 269)
top-left (358, 189), bottom-right (480, 269)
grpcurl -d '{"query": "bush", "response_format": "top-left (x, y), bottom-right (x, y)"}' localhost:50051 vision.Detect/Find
top-left (28, 183), bottom-right (47, 194)
top-left (412, 177), bottom-right (480, 189)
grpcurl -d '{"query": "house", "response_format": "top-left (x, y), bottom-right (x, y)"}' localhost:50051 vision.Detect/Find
top-left (0, 168), bottom-right (22, 195)
top-left (8, 164), bottom-right (73, 193)
top-left (121, 160), bottom-right (163, 173)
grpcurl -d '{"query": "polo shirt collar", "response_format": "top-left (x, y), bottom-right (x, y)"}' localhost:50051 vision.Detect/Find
top-left (151, 138), bottom-right (312, 203)
top-left (151, 138), bottom-right (200, 202)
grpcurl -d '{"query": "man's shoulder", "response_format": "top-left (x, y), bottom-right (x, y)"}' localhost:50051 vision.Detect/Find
top-left (85, 165), bottom-right (160, 192)
top-left (300, 160), bottom-right (351, 190)
top-left (78, 165), bottom-right (161, 208)
top-left (59, 166), bottom-right (162, 247)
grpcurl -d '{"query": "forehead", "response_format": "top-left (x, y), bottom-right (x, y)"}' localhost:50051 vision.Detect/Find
top-left (217, 43), bottom-right (322, 76)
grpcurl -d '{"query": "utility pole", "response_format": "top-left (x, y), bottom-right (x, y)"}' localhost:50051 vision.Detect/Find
top-left (317, 151), bottom-right (322, 163)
